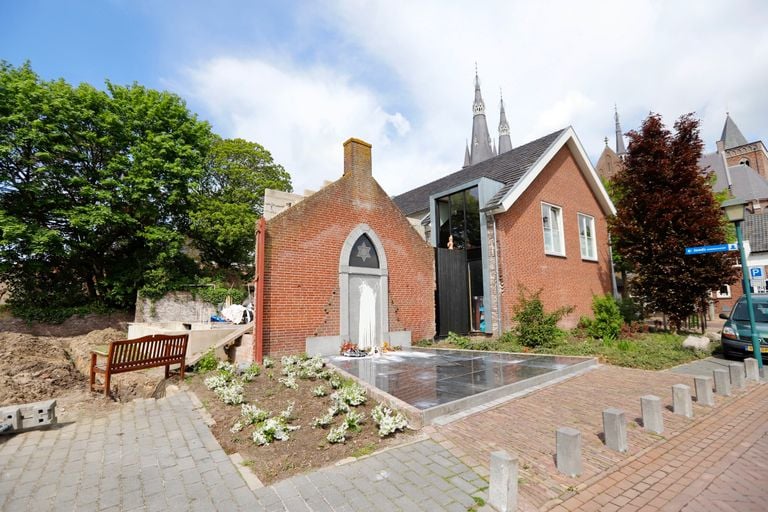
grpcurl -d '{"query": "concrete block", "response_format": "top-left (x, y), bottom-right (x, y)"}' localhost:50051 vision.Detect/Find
top-left (744, 358), bottom-right (760, 382)
top-left (672, 384), bottom-right (693, 418)
top-left (0, 400), bottom-right (56, 434)
top-left (693, 376), bottom-right (714, 407)
top-left (641, 395), bottom-right (664, 434)
top-left (488, 450), bottom-right (518, 512)
top-left (556, 427), bottom-right (582, 477)
top-left (729, 363), bottom-right (745, 389)
top-left (713, 369), bottom-right (731, 396)
top-left (305, 335), bottom-right (342, 357)
top-left (602, 408), bottom-right (627, 452)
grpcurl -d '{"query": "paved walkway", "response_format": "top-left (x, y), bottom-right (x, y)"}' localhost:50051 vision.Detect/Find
top-left (551, 378), bottom-right (768, 512)
top-left (1, 364), bottom-right (765, 511)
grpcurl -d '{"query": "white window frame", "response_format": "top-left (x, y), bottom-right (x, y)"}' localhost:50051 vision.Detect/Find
top-left (715, 284), bottom-right (731, 299)
top-left (577, 213), bottom-right (597, 261)
top-left (541, 202), bottom-right (565, 256)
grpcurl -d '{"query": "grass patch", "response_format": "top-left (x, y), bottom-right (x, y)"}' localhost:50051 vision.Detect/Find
top-left (351, 443), bottom-right (377, 458)
top-left (437, 330), bottom-right (715, 370)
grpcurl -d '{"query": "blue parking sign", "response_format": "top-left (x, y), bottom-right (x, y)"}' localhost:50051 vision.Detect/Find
top-left (750, 267), bottom-right (764, 279)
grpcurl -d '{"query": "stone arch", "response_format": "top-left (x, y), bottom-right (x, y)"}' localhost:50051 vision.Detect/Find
top-left (339, 224), bottom-right (389, 347)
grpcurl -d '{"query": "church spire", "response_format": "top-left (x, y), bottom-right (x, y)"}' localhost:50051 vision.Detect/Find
top-left (498, 91), bottom-right (513, 154)
top-left (463, 140), bottom-right (470, 168)
top-left (719, 112), bottom-right (748, 150)
top-left (614, 105), bottom-right (627, 158)
top-left (468, 66), bottom-right (494, 165)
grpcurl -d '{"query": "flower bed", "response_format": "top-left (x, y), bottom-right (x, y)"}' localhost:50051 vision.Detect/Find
top-left (187, 354), bottom-right (415, 484)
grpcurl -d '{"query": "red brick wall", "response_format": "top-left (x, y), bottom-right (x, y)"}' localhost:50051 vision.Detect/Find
top-left (726, 148), bottom-right (768, 180)
top-left (261, 160), bottom-right (435, 356)
top-left (495, 145), bottom-right (613, 328)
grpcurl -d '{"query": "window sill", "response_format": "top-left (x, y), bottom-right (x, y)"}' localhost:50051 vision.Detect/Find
top-left (581, 257), bottom-right (598, 263)
top-left (544, 251), bottom-right (567, 258)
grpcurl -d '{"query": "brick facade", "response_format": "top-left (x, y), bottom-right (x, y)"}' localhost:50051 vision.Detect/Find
top-left (725, 143), bottom-right (768, 180)
top-left (259, 139), bottom-right (435, 356)
top-left (494, 145), bottom-right (613, 328)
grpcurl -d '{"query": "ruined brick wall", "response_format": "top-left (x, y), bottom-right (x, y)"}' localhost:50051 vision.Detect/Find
top-left (261, 139), bottom-right (435, 356)
top-left (495, 145), bottom-right (613, 329)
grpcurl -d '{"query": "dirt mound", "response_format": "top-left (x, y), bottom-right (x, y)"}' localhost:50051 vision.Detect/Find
top-left (0, 332), bottom-right (82, 406)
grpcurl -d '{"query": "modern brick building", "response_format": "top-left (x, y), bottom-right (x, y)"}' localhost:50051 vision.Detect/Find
top-left (393, 72), bottom-right (616, 335)
top-left (255, 138), bottom-right (435, 357)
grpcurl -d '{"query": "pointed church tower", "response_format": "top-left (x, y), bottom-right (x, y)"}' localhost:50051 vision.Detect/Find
top-left (463, 141), bottom-right (471, 168)
top-left (498, 92), bottom-right (513, 154)
top-left (614, 105), bottom-right (627, 159)
top-left (719, 113), bottom-right (748, 150)
top-left (469, 69), bottom-right (494, 165)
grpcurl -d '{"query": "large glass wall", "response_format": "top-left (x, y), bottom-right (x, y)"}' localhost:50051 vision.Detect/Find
top-left (437, 187), bottom-right (480, 250)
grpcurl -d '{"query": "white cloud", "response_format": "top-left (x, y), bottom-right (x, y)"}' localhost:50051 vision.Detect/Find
top-left (177, 1), bottom-right (768, 197)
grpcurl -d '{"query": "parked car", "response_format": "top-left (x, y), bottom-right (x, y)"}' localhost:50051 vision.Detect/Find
top-left (719, 294), bottom-right (768, 359)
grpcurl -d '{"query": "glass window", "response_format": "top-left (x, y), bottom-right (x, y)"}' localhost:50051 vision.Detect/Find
top-left (435, 186), bottom-right (480, 250)
top-left (578, 213), bottom-right (597, 260)
top-left (348, 234), bottom-right (379, 268)
top-left (542, 203), bottom-right (564, 255)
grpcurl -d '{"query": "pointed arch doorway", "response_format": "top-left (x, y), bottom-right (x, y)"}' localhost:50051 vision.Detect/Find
top-left (339, 224), bottom-right (389, 349)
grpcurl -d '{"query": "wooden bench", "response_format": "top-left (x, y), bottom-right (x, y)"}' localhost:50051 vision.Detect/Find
top-left (89, 334), bottom-right (189, 397)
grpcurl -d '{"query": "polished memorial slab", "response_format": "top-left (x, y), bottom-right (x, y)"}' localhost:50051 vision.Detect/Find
top-left (327, 348), bottom-right (596, 425)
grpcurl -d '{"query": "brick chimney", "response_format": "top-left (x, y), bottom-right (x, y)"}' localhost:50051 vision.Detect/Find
top-left (343, 138), bottom-right (372, 177)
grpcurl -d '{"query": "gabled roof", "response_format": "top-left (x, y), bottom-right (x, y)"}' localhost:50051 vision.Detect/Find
top-left (393, 129), bottom-right (565, 216)
top-left (393, 127), bottom-right (616, 218)
top-left (720, 114), bottom-right (749, 150)
top-left (700, 152), bottom-right (768, 201)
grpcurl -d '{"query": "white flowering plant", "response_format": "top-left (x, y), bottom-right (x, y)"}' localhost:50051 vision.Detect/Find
top-left (278, 375), bottom-right (298, 389)
top-left (230, 403), bottom-right (270, 433)
top-left (311, 409), bottom-right (334, 428)
top-left (344, 410), bottom-right (365, 432)
top-left (263, 357), bottom-right (275, 368)
top-left (371, 403), bottom-right (408, 438)
top-left (252, 417), bottom-right (300, 446)
top-left (312, 386), bottom-right (327, 397)
top-left (239, 363), bottom-right (261, 382)
top-left (214, 381), bottom-right (244, 405)
top-left (326, 422), bottom-right (348, 444)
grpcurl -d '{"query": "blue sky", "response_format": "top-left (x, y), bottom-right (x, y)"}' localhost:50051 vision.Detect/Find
top-left (3, 1), bottom-right (768, 195)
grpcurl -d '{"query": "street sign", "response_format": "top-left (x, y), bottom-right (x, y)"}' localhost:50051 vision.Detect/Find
top-left (750, 267), bottom-right (764, 279)
top-left (684, 243), bottom-right (738, 255)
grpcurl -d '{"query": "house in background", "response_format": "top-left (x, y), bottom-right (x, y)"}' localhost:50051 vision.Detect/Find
top-left (393, 72), bottom-right (616, 336)
top-left (702, 114), bottom-right (768, 316)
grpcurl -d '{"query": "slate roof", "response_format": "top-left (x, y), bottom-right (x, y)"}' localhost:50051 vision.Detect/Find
top-left (392, 128), bottom-right (566, 216)
top-left (700, 152), bottom-right (768, 201)
top-left (745, 210), bottom-right (768, 253)
top-left (720, 114), bottom-right (749, 150)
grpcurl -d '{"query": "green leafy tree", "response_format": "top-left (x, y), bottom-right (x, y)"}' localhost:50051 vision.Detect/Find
top-left (0, 63), bottom-right (243, 319)
top-left (608, 113), bottom-right (737, 331)
top-left (190, 137), bottom-right (292, 270)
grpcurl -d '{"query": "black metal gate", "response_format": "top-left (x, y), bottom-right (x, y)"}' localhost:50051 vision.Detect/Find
top-left (435, 248), bottom-right (469, 336)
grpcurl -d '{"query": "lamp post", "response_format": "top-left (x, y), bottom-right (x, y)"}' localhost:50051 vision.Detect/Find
top-left (722, 198), bottom-right (764, 377)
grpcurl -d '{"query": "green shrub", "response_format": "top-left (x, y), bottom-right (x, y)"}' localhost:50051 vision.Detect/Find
top-left (586, 294), bottom-right (623, 341)
top-left (197, 286), bottom-right (247, 306)
top-left (446, 331), bottom-right (471, 348)
top-left (617, 297), bottom-right (643, 323)
top-left (195, 349), bottom-right (219, 373)
top-left (512, 288), bottom-right (572, 348)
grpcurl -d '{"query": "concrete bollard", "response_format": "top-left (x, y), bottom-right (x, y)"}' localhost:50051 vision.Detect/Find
top-left (744, 358), bottom-right (759, 382)
top-left (713, 369), bottom-right (731, 396)
top-left (602, 408), bottom-right (627, 452)
top-left (693, 376), bottom-right (715, 407)
top-left (641, 395), bottom-right (664, 434)
top-left (556, 427), bottom-right (582, 477)
top-left (672, 384), bottom-right (693, 418)
top-left (489, 451), bottom-right (518, 512)
top-left (729, 363), bottom-right (745, 389)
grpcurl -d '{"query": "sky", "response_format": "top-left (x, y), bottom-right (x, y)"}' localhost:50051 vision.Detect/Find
top-left (3, 0), bottom-right (768, 196)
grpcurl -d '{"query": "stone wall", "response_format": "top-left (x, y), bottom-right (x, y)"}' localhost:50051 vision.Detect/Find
top-left (134, 291), bottom-right (217, 323)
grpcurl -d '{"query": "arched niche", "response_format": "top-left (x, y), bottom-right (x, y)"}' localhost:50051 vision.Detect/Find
top-left (339, 224), bottom-right (389, 349)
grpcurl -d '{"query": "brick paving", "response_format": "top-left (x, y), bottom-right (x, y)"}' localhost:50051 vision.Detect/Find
top-left (0, 392), bottom-right (260, 512)
top-left (550, 379), bottom-right (768, 512)
top-left (426, 364), bottom-right (757, 511)
top-left (1, 363), bottom-right (765, 511)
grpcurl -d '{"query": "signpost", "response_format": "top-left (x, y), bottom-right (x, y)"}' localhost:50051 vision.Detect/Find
top-left (684, 243), bottom-right (738, 255)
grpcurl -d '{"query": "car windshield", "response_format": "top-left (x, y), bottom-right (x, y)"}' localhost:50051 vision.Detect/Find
top-left (732, 301), bottom-right (768, 322)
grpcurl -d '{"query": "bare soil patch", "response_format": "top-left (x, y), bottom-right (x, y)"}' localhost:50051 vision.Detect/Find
top-left (186, 360), bottom-right (417, 485)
